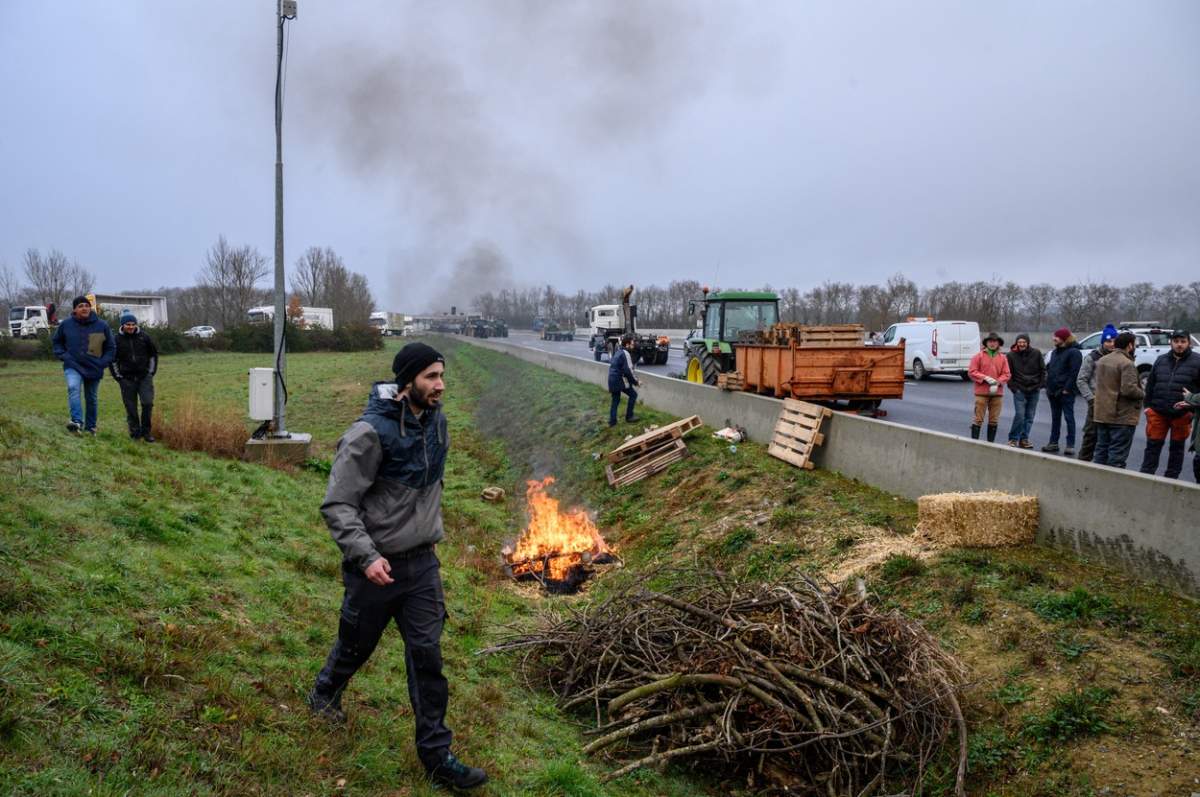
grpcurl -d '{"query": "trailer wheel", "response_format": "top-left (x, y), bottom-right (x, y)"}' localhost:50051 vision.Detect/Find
top-left (686, 347), bottom-right (720, 385)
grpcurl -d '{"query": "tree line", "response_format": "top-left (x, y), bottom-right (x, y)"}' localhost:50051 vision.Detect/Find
top-left (474, 276), bottom-right (1200, 333)
top-left (0, 238), bottom-right (375, 331)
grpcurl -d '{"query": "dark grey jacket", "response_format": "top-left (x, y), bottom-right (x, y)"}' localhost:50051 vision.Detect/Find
top-left (320, 383), bottom-right (448, 570)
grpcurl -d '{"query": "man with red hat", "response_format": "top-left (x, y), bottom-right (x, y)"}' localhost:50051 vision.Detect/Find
top-left (1042, 327), bottom-right (1082, 456)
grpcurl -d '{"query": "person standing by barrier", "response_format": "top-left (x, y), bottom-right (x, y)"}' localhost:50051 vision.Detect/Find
top-left (51, 296), bottom-right (115, 435)
top-left (1042, 327), bottom-right (1083, 456)
top-left (1004, 333), bottom-right (1045, 448)
top-left (1177, 387), bottom-right (1200, 483)
top-left (1138, 330), bottom-right (1200, 478)
top-left (1075, 325), bottom-right (1118, 462)
top-left (607, 333), bottom-right (640, 427)
top-left (1092, 332), bottom-right (1144, 468)
top-left (109, 311), bottom-right (159, 442)
top-left (968, 332), bottom-right (1011, 442)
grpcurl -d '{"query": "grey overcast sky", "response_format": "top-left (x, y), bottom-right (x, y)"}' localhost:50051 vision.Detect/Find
top-left (2, 1), bottom-right (1198, 312)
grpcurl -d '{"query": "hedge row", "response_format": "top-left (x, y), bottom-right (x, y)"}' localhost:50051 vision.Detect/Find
top-left (0, 323), bottom-right (382, 360)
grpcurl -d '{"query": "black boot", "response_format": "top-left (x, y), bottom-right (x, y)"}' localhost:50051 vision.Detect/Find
top-left (970, 424), bottom-right (981, 440)
top-left (986, 425), bottom-right (997, 443)
top-left (1164, 439), bottom-right (1186, 479)
top-left (427, 752), bottom-right (488, 791)
top-left (1139, 438), bottom-right (1165, 474)
top-left (141, 404), bottom-right (156, 443)
top-left (306, 687), bottom-right (347, 724)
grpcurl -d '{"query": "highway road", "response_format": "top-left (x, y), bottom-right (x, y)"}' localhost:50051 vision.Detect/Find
top-left (496, 331), bottom-right (1175, 476)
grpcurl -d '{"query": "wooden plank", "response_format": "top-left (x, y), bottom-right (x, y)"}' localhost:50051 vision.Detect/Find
top-left (768, 399), bottom-right (831, 471)
top-left (609, 441), bottom-right (688, 487)
top-left (778, 409), bottom-right (825, 428)
top-left (609, 439), bottom-right (687, 483)
top-left (767, 443), bottom-right (815, 470)
top-left (606, 415), bottom-right (701, 462)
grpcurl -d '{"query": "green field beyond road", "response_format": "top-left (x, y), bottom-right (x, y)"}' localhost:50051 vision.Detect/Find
top-left (0, 340), bottom-right (1196, 796)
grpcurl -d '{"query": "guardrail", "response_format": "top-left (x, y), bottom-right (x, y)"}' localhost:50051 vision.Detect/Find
top-left (452, 336), bottom-right (1200, 596)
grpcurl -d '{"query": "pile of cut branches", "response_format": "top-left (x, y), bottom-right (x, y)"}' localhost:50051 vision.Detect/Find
top-left (485, 570), bottom-right (969, 796)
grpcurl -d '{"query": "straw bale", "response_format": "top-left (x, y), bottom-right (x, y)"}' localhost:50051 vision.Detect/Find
top-left (915, 491), bottom-right (1038, 548)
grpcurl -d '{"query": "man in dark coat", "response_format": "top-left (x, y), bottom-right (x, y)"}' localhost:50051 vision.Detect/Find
top-left (1138, 330), bottom-right (1200, 478)
top-left (1004, 333), bottom-right (1045, 448)
top-left (1042, 327), bottom-right (1082, 455)
top-left (307, 342), bottom-right (487, 791)
top-left (607, 333), bottom-right (640, 427)
top-left (51, 295), bottom-right (115, 435)
top-left (109, 311), bottom-right (159, 441)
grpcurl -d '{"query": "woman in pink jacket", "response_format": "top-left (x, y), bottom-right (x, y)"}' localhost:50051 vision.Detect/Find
top-left (968, 332), bottom-right (1012, 442)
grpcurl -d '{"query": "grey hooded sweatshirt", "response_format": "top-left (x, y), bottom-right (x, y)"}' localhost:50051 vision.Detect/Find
top-left (320, 383), bottom-right (448, 570)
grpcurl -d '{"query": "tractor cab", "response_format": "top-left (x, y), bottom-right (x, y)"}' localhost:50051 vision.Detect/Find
top-left (685, 290), bottom-right (779, 383)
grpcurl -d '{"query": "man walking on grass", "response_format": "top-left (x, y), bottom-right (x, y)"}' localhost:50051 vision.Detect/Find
top-left (308, 342), bottom-right (487, 791)
top-left (968, 332), bottom-right (1010, 442)
top-left (608, 333), bottom-right (640, 427)
top-left (1075, 325), bottom-right (1118, 462)
top-left (1092, 332), bottom-right (1144, 469)
top-left (109, 310), bottom-right (159, 442)
top-left (51, 295), bottom-right (114, 435)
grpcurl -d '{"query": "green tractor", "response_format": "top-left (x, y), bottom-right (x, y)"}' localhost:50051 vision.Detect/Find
top-left (685, 290), bottom-right (780, 384)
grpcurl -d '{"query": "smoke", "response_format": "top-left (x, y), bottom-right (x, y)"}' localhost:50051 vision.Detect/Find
top-left (293, 1), bottom-right (761, 312)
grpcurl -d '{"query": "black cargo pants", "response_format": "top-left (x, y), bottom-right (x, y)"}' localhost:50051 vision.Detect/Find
top-left (314, 546), bottom-right (452, 768)
top-left (118, 375), bottom-right (154, 437)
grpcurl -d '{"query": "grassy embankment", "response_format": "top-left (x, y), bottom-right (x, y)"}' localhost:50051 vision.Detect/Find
top-left (0, 340), bottom-right (1196, 796)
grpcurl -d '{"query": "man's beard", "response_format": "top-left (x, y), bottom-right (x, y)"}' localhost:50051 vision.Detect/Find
top-left (409, 382), bottom-right (442, 410)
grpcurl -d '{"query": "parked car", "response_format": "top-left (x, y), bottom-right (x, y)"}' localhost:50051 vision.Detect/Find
top-left (184, 325), bottom-right (217, 339)
top-left (1044, 324), bottom-right (1200, 389)
top-left (881, 318), bottom-right (980, 380)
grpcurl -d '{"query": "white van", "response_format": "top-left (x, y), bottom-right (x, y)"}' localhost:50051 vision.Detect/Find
top-left (881, 318), bottom-right (980, 380)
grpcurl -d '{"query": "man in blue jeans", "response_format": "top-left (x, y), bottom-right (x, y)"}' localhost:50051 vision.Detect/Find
top-left (1042, 327), bottom-right (1083, 455)
top-left (608, 334), bottom-right (640, 426)
top-left (1004, 333), bottom-right (1045, 447)
top-left (51, 296), bottom-right (115, 435)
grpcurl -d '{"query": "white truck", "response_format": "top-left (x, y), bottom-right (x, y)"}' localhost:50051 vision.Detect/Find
top-left (92, 293), bottom-right (169, 327)
top-left (8, 305), bottom-right (53, 338)
top-left (881, 318), bottom-right (981, 380)
top-left (369, 311), bottom-right (409, 336)
top-left (248, 305), bottom-right (334, 329)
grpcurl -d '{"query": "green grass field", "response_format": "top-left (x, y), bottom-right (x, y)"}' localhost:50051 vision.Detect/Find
top-left (0, 340), bottom-right (1196, 796)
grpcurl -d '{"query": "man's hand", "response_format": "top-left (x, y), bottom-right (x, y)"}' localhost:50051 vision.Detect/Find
top-left (1174, 401), bottom-right (1190, 411)
top-left (364, 557), bottom-right (394, 585)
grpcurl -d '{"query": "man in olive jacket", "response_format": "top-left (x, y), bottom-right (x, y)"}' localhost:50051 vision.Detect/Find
top-left (1092, 332), bottom-right (1145, 469)
top-left (308, 343), bottom-right (487, 791)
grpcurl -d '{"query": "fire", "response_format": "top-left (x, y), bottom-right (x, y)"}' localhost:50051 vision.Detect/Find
top-left (503, 477), bottom-right (611, 583)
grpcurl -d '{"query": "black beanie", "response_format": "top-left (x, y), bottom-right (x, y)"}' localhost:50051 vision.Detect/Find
top-left (392, 342), bottom-right (444, 386)
top-left (72, 295), bottom-right (91, 309)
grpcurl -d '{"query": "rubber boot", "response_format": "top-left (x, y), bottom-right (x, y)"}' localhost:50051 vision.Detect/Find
top-left (986, 425), bottom-right (998, 443)
top-left (1138, 438), bottom-right (1164, 474)
top-left (970, 424), bottom-right (980, 440)
top-left (141, 404), bottom-right (156, 443)
top-left (1164, 439), bottom-right (1186, 479)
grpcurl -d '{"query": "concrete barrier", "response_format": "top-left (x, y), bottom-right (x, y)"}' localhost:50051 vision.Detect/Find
top-left (451, 336), bottom-right (1200, 596)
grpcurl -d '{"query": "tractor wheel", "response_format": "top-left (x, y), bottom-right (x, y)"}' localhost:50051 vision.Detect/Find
top-left (686, 347), bottom-right (721, 385)
top-left (656, 349), bottom-right (669, 366)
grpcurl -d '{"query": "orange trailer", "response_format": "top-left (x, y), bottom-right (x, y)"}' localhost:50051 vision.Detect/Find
top-left (734, 340), bottom-right (906, 403)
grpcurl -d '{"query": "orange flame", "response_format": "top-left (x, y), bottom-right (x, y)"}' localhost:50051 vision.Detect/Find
top-left (503, 477), bottom-right (610, 582)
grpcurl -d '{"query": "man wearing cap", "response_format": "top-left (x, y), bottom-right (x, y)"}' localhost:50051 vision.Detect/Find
top-left (1042, 327), bottom-right (1083, 456)
top-left (1138, 330), bottom-right (1200, 479)
top-left (109, 311), bottom-right (159, 442)
top-left (308, 342), bottom-right (487, 791)
top-left (1075, 325), bottom-right (1118, 462)
top-left (967, 332), bottom-right (1011, 442)
top-left (51, 295), bottom-right (115, 435)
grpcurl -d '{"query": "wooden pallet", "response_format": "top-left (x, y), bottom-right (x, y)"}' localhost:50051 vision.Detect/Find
top-left (767, 398), bottom-right (832, 470)
top-left (717, 371), bottom-right (745, 391)
top-left (799, 324), bottom-right (865, 347)
top-left (606, 438), bottom-right (688, 487)
top-left (606, 415), bottom-right (702, 464)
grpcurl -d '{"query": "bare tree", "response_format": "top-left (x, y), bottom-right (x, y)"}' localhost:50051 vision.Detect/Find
top-left (0, 262), bottom-right (26, 316)
top-left (1023, 284), bottom-right (1058, 332)
top-left (198, 236), bottom-right (269, 329)
top-left (291, 246), bottom-right (336, 306)
top-left (1120, 282), bottom-right (1156, 322)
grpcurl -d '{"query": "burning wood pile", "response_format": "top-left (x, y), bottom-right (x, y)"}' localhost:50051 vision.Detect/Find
top-left (486, 570), bottom-right (969, 795)
top-left (501, 477), bottom-right (615, 594)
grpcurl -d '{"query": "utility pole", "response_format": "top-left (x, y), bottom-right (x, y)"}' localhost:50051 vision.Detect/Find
top-left (273, 0), bottom-right (297, 437)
